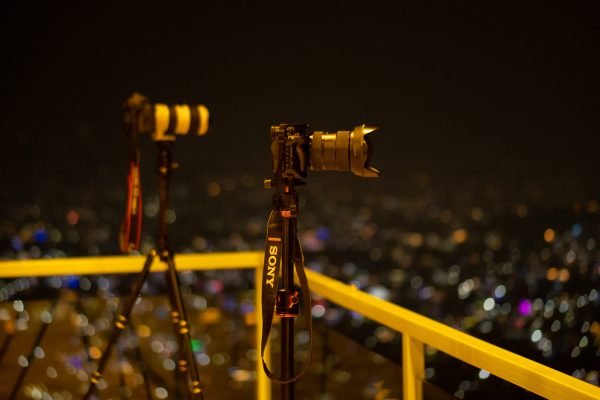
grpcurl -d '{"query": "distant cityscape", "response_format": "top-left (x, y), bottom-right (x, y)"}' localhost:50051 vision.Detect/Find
top-left (0, 171), bottom-right (598, 399)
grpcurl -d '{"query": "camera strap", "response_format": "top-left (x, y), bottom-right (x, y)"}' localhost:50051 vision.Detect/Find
top-left (260, 209), bottom-right (312, 383)
top-left (119, 151), bottom-right (142, 253)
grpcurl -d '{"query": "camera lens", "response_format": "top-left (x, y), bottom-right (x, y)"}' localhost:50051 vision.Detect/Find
top-left (154, 103), bottom-right (209, 141)
top-left (310, 125), bottom-right (379, 177)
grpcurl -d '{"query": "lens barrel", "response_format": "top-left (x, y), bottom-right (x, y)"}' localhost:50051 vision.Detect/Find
top-left (310, 125), bottom-right (379, 177)
top-left (152, 103), bottom-right (210, 141)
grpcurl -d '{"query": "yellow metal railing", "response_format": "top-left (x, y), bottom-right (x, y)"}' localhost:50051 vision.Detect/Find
top-left (1, 252), bottom-right (599, 400)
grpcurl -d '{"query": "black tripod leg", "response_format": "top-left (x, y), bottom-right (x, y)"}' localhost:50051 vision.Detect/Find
top-left (8, 299), bottom-right (59, 400)
top-left (163, 255), bottom-right (193, 400)
top-left (165, 255), bottom-right (205, 400)
top-left (84, 251), bottom-right (156, 400)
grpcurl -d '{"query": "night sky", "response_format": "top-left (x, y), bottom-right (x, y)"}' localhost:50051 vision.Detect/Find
top-left (1, 3), bottom-right (599, 204)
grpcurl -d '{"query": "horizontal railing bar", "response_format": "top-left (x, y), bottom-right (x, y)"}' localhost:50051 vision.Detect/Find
top-left (0, 252), bottom-right (264, 278)
top-left (306, 268), bottom-right (600, 400)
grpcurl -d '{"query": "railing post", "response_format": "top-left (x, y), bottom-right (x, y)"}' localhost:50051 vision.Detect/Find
top-left (403, 333), bottom-right (424, 400)
top-left (255, 264), bottom-right (271, 400)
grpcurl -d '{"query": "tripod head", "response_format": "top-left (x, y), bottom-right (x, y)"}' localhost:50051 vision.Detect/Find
top-left (119, 93), bottom-right (211, 253)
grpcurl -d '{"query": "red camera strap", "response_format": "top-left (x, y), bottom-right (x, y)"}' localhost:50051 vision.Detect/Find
top-left (119, 157), bottom-right (142, 253)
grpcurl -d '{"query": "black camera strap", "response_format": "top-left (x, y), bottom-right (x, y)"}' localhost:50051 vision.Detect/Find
top-left (260, 209), bottom-right (312, 383)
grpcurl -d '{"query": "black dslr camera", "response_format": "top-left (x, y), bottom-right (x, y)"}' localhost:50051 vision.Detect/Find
top-left (119, 92), bottom-right (210, 253)
top-left (269, 123), bottom-right (380, 183)
top-left (124, 92), bottom-right (210, 142)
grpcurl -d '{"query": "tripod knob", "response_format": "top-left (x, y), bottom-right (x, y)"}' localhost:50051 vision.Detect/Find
top-left (275, 288), bottom-right (300, 317)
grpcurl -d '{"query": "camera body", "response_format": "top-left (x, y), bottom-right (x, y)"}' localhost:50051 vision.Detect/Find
top-left (124, 92), bottom-right (210, 142)
top-left (270, 124), bottom-right (311, 181)
top-left (269, 123), bottom-right (379, 183)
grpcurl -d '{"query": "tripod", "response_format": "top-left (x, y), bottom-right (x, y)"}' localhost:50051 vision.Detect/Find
top-left (85, 141), bottom-right (204, 400)
top-left (261, 176), bottom-right (312, 400)
top-left (260, 121), bottom-right (380, 400)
